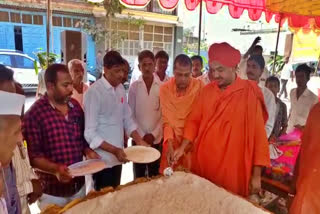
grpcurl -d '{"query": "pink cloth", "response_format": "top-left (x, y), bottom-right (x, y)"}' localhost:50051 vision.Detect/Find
top-left (278, 129), bottom-right (302, 142)
top-left (72, 83), bottom-right (89, 109)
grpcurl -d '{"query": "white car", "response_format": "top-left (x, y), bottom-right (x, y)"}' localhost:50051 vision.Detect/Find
top-left (0, 50), bottom-right (39, 92)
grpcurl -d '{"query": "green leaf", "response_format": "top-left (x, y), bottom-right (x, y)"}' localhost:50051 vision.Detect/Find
top-left (34, 60), bottom-right (38, 75)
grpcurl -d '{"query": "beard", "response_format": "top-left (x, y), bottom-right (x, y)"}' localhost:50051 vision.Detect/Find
top-left (54, 93), bottom-right (72, 104)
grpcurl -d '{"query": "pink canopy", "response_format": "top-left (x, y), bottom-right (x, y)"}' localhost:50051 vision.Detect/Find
top-left (119, 0), bottom-right (320, 29)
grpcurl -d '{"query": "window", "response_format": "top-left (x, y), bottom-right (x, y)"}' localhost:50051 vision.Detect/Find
top-left (143, 41), bottom-right (152, 50)
top-left (142, 24), bottom-right (173, 56)
top-left (164, 44), bottom-right (172, 57)
top-left (0, 11), bottom-right (9, 22)
top-left (117, 40), bottom-right (139, 56)
top-left (53, 17), bottom-right (62, 26)
top-left (164, 35), bottom-right (172, 42)
top-left (22, 14), bottom-right (32, 24)
top-left (13, 55), bottom-right (34, 69)
top-left (63, 17), bottom-right (72, 27)
top-left (164, 27), bottom-right (173, 35)
top-left (73, 18), bottom-right (81, 28)
top-left (0, 54), bottom-right (12, 67)
top-left (10, 12), bottom-right (21, 23)
top-left (33, 15), bottom-right (43, 25)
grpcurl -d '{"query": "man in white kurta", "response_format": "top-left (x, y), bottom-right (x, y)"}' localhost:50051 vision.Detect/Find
top-left (246, 55), bottom-right (276, 138)
top-left (128, 50), bottom-right (163, 178)
top-left (287, 64), bottom-right (318, 132)
top-left (84, 51), bottom-right (148, 190)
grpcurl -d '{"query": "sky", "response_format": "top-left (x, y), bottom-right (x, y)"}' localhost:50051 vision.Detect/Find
top-left (177, 2), bottom-right (290, 56)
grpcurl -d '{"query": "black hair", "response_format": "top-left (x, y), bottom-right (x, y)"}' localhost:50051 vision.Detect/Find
top-left (45, 63), bottom-right (69, 85)
top-left (295, 64), bottom-right (312, 79)
top-left (191, 55), bottom-right (203, 66)
top-left (248, 55), bottom-right (265, 70)
top-left (138, 50), bottom-right (155, 63)
top-left (0, 64), bottom-right (14, 83)
top-left (122, 58), bottom-right (130, 70)
top-left (174, 54), bottom-right (192, 69)
top-left (266, 76), bottom-right (280, 87)
top-left (254, 45), bottom-right (263, 53)
top-left (103, 51), bottom-right (124, 69)
top-left (155, 50), bottom-right (169, 61)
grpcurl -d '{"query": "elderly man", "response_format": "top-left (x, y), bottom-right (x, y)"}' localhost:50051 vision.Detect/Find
top-left (0, 65), bottom-right (25, 214)
top-left (11, 81), bottom-right (43, 214)
top-left (246, 55), bottom-right (276, 139)
top-left (68, 59), bottom-right (89, 108)
top-left (174, 43), bottom-right (270, 197)
top-left (159, 54), bottom-right (203, 173)
top-left (23, 63), bottom-right (99, 210)
top-left (84, 51), bottom-right (148, 190)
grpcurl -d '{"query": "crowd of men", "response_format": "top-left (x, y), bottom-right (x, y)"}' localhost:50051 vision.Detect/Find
top-left (0, 38), bottom-right (319, 214)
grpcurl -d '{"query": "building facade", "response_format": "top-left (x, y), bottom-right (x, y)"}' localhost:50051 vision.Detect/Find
top-left (0, 0), bottom-right (182, 72)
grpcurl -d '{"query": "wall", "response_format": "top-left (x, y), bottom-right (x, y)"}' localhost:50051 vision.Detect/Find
top-left (0, 8), bottom-right (96, 69)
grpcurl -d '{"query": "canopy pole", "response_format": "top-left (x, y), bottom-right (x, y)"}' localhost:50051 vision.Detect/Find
top-left (46, 0), bottom-right (51, 65)
top-left (272, 16), bottom-right (282, 74)
top-left (197, 0), bottom-right (203, 55)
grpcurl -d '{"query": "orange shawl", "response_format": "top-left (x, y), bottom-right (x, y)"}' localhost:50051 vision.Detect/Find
top-left (290, 104), bottom-right (320, 214)
top-left (184, 77), bottom-right (270, 197)
top-left (159, 77), bottom-right (203, 172)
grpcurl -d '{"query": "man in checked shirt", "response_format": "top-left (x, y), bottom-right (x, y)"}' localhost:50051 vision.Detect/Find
top-left (22, 64), bottom-right (100, 210)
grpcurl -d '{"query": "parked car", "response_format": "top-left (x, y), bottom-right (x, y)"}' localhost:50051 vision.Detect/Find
top-left (0, 49), bottom-right (39, 92)
top-left (87, 72), bottom-right (96, 85)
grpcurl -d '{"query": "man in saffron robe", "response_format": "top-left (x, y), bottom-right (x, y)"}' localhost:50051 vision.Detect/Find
top-left (289, 103), bottom-right (320, 214)
top-left (173, 43), bottom-right (270, 197)
top-left (159, 54), bottom-right (203, 173)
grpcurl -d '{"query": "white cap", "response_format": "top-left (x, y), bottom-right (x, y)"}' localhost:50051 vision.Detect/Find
top-left (0, 91), bottom-right (25, 116)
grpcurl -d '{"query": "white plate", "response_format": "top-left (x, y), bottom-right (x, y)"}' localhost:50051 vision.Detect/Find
top-left (124, 146), bottom-right (161, 163)
top-left (68, 159), bottom-right (107, 177)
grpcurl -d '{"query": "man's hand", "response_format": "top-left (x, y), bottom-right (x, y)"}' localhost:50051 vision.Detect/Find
top-left (84, 148), bottom-right (101, 160)
top-left (27, 179), bottom-right (43, 204)
top-left (249, 174), bottom-right (261, 195)
top-left (131, 130), bottom-right (151, 147)
top-left (269, 134), bottom-right (277, 143)
top-left (253, 36), bottom-right (261, 45)
top-left (143, 134), bottom-right (155, 145)
top-left (124, 134), bottom-right (129, 148)
top-left (173, 146), bottom-right (185, 164)
top-left (294, 125), bottom-right (304, 131)
top-left (136, 139), bottom-right (151, 147)
top-left (167, 140), bottom-right (175, 167)
top-left (113, 148), bottom-right (128, 163)
top-left (55, 164), bottom-right (73, 183)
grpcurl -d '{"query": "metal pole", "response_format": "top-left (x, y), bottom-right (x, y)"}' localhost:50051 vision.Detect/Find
top-left (46, 0), bottom-right (51, 66)
top-left (197, 0), bottom-right (203, 55)
top-left (272, 15), bottom-right (282, 74)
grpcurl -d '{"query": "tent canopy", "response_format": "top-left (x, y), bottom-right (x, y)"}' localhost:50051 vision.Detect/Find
top-left (119, 0), bottom-right (320, 28)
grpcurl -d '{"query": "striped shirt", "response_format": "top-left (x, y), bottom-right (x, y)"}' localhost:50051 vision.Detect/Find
top-left (11, 143), bottom-right (37, 197)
